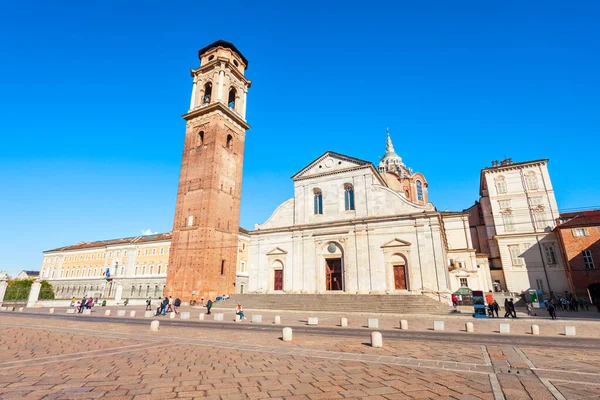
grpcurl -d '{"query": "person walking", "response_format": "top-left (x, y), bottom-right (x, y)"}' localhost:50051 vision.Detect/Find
top-left (145, 297), bottom-right (152, 311)
top-left (235, 303), bottom-right (246, 321)
top-left (206, 299), bottom-right (213, 315)
top-left (173, 297), bottom-right (181, 315)
top-left (508, 298), bottom-right (517, 318)
top-left (78, 296), bottom-right (86, 313)
top-left (85, 297), bottom-right (94, 310)
top-left (547, 301), bottom-right (557, 320)
top-left (161, 297), bottom-right (168, 315)
top-left (492, 300), bottom-right (500, 318)
top-left (503, 298), bottom-right (511, 318)
top-left (166, 296), bottom-right (174, 313)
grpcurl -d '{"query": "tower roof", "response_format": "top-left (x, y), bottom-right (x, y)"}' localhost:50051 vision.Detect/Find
top-left (379, 128), bottom-right (403, 169)
top-left (198, 40), bottom-right (249, 69)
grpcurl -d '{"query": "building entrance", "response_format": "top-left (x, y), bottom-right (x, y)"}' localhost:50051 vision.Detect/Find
top-left (393, 265), bottom-right (407, 290)
top-left (326, 258), bottom-right (343, 291)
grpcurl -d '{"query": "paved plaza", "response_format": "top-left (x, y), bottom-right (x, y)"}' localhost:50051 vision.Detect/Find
top-left (1, 309), bottom-right (600, 399)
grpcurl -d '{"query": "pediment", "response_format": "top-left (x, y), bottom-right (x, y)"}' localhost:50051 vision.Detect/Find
top-left (266, 247), bottom-right (287, 255)
top-left (381, 238), bottom-right (412, 248)
top-left (292, 151), bottom-right (371, 181)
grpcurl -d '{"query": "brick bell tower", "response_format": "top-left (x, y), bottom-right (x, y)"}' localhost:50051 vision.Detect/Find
top-left (166, 40), bottom-right (251, 302)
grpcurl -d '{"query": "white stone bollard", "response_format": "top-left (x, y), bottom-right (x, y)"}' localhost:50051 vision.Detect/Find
top-left (18, 307), bottom-right (24, 312)
top-left (104, 310), bottom-right (111, 316)
top-left (308, 317), bottom-right (318, 326)
top-left (0, 307), bottom-right (6, 311)
top-left (282, 327), bottom-right (293, 342)
top-left (371, 331), bottom-right (383, 348)
top-left (150, 320), bottom-right (160, 332)
top-left (180, 312), bottom-right (190, 320)
top-left (531, 325), bottom-right (540, 335)
top-left (499, 323), bottom-right (510, 334)
top-left (367, 318), bottom-right (379, 329)
top-left (565, 326), bottom-right (576, 336)
top-left (274, 315), bottom-right (281, 325)
top-left (144, 311), bottom-right (154, 318)
top-left (169, 312), bottom-right (176, 319)
top-left (400, 320), bottom-right (408, 330)
top-left (214, 313), bottom-right (224, 321)
top-left (117, 310), bottom-right (126, 317)
top-left (235, 314), bottom-right (241, 322)
top-left (83, 309), bottom-right (91, 315)
top-left (465, 322), bottom-right (474, 333)
top-left (199, 313), bottom-right (205, 320)
top-left (340, 317), bottom-right (348, 327)
top-left (49, 308), bottom-right (54, 314)
top-left (252, 315), bottom-right (263, 323)
top-left (66, 309), bottom-right (75, 314)
top-left (433, 321), bottom-right (444, 331)
top-left (129, 311), bottom-right (136, 317)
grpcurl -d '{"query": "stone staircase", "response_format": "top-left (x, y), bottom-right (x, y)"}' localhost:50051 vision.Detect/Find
top-left (213, 294), bottom-right (452, 315)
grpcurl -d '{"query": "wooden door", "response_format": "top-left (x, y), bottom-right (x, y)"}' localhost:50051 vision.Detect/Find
top-left (393, 265), bottom-right (406, 290)
top-left (274, 270), bottom-right (283, 291)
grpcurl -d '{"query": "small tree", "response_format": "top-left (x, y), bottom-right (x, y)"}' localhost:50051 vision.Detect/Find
top-left (40, 281), bottom-right (55, 300)
top-left (3, 279), bottom-right (55, 301)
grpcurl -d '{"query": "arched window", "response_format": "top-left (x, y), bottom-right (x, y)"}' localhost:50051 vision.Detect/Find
top-left (203, 82), bottom-right (212, 104)
top-left (344, 184), bottom-right (355, 211)
top-left (154, 285), bottom-right (159, 297)
top-left (527, 173), bottom-right (538, 190)
top-left (313, 188), bottom-right (323, 215)
top-left (416, 180), bottom-right (424, 201)
top-left (93, 267), bottom-right (97, 276)
top-left (131, 286), bottom-right (135, 296)
top-left (198, 130), bottom-right (204, 146)
top-left (138, 285), bottom-right (142, 297)
top-left (228, 87), bottom-right (236, 109)
top-left (226, 134), bottom-right (233, 150)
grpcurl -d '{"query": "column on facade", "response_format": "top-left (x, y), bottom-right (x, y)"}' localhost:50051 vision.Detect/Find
top-left (291, 234), bottom-right (303, 293)
top-left (217, 69), bottom-right (225, 102)
top-left (429, 219), bottom-right (451, 292)
top-left (189, 81), bottom-right (197, 110)
top-left (344, 233), bottom-right (358, 293)
top-left (241, 89), bottom-right (247, 119)
top-left (354, 228), bottom-right (371, 294)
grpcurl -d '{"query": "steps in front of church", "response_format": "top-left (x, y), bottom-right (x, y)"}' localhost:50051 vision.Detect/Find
top-left (214, 294), bottom-right (451, 314)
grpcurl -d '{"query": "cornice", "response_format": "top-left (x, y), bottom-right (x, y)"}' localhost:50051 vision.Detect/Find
top-left (183, 102), bottom-right (251, 130)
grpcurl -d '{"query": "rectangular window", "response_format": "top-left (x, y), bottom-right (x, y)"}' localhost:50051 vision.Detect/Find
top-left (314, 192), bottom-right (323, 215)
top-left (499, 200), bottom-right (511, 209)
top-left (144, 249), bottom-right (148, 256)
top-left (573, 228), bottom-right (589, 237)
top-left (188, 215), bottom-right (194, 226)
top-left (137, 250), bottom-right (141, 256)
top-left (160, 248), bottom-right (164, 255)
top-left (583, 250), bottom-right (595, 269)
top-left (544, 245), bottom-right (556, 264)
top-left (344, 187), bottom-right (355, 211)
top-left (534, 212), bottom-right (546, 230)
top-left (503, 215), bottom-right (515, 231)
top-left (530, 197), bottom-right (543, 206)
top-left (124, 250), bottom-right (127, 257)
top-left (509, 245), bottom-right (523, 266)
top-left (221, 260), bottom-right (225, 275)
top-left (460, 278), bottom-right (468, 287)
top-left (496, 181), bottom-right (507, 194)
top-left (91, 254), bottom-right (94, 260)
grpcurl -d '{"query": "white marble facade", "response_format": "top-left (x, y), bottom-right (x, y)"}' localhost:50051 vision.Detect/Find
top-left (248, 146), bottom-right (491, 299)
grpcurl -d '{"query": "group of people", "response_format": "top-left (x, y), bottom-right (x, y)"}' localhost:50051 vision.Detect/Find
top-left (70, 296), bottom-right (96, 313)
top-left (154, 296), bottom-right (181, 316)
top-left (484, 299), bottom-right (518, 318)
top-left (548, 295), bottom-right (591, 312)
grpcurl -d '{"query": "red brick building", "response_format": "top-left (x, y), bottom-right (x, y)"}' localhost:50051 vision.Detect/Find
top-left (555, 210), bottom-right (600, 302)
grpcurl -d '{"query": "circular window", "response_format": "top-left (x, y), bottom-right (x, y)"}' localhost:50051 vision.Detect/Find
top-left (208, 55), bottom-right (214, 61)
top-left (233, 59), bottom-right (239, 67)
top-left (327, 243), bottom-right (337, 254)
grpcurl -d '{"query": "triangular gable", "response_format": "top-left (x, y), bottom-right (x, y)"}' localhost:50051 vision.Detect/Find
top-left (291, 151), bottom-right (371, 181)
top-left (266, 247), bottom-right (288, 255)
top-left (381, 238), bottom-right (412, 248)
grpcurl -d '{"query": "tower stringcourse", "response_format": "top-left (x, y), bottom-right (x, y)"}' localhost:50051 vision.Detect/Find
top-left (166, 40), bottom-right (251, 303)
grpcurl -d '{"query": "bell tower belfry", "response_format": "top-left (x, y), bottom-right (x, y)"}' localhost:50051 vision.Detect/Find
top-left (166, 40), bottom-right (251, 302)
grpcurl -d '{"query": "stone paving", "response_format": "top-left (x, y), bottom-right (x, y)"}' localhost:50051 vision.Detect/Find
top-left (1, 314), bottom-right (600, 399)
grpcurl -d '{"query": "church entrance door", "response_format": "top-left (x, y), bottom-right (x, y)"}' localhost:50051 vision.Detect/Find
top-left (273, 270), bottom-right (283, 291)
top-left (326, 258), bottom-right (343, 291)
top-left (393, 265), bottom-right (407, 290)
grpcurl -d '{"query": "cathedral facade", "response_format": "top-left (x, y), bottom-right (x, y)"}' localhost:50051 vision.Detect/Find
top-left (246, 133), bottom-right (492, 298)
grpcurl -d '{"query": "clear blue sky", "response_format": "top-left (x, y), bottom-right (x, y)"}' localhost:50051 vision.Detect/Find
top-left (1, 1), bottom-right (598, 276)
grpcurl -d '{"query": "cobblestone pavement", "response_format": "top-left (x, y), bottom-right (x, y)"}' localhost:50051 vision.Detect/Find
top-left (1, 314), bottom-right (600, 399)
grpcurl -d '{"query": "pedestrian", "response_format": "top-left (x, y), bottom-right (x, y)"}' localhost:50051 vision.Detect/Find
top-left (206, 299), bottom-right (213, 315)
top-left (86, 298), bottom-right (94, 310)
top-left (145, 297), bottom-right (152, 311)
top-left (174, 297), bottom-right (181, 314)
top-left (124, 298), bottom-right (129, 306)
top-left (70, 296), bottom-right (76, 307)
top-left (508, 298), bottom-right (517, 318)
top-left (492, 300), bottom-right (500, 318)
top-left (452, 294), bottom-right (458, 307)
top-left (487, 302), bottom-right (494, 317)
top-left (547, 301), bottom-right (557, 320)
top-left (526, 302), bottom-right (536, 316)
top-left (584, 298), bottom-right (591, 311)
top-left (166, 296), bottom-right (174, 313)
top-left (504, 298), bottom-right (511, 318)
top-left (235, 303), bottom-right (246, 321)
top-left (201, 296), bottom-right (204, 306)
top-left (161, 297), bottom-right (168, 315)
top-left (78, 296), bottom-right (86, 313)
